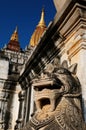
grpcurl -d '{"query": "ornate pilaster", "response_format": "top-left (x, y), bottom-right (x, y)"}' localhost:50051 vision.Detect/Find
top-left (15, 90), bottom-right (25, 130)
top-left (0, 93), bottom-right (9, 129)
top-left (23, 78), bottom-right (31, 125)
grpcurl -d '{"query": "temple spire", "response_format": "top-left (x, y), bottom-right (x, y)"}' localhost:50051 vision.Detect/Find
top-left (10, 26), bottom-right (19, 42)
top-left (6, 26), bottom-right (21, 52)
top-left (29, 8), bottom-right (47, 47)
top-left (37, 8), bottom-right (46, 28)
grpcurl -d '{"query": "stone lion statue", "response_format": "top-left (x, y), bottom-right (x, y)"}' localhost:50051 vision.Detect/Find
top-left (21, 60), bottom-right (86, 130)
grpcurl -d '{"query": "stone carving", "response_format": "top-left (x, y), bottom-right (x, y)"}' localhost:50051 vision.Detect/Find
top-left (21, 59), bottom-right (86, 130)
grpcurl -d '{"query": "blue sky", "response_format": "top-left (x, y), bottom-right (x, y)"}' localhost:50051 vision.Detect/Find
top-left (0, 0), bottom-right (56, 50)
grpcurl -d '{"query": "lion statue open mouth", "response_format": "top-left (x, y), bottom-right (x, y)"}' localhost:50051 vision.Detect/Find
top-left (21, 60), bottom-right (86, 130)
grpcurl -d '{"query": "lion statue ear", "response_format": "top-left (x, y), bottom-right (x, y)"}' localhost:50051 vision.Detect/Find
top-left (62, 60), bottom-right (68, 69)
top-left (68, 63), bottom-right (77, 74)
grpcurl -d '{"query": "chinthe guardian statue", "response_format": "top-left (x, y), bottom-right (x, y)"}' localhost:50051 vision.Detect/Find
top-left (21, 60), bottom-right (86, 130)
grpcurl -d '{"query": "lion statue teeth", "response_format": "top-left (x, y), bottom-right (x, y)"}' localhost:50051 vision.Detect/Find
top-left (21, 60), bottom-right (86, 130)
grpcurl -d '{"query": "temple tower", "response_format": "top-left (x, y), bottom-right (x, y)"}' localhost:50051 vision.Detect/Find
top-left (0, 27), bottom-right (27, 130)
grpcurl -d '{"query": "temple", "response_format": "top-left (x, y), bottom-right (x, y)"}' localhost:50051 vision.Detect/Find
top-left (0, 0), bottom-right (86, 130)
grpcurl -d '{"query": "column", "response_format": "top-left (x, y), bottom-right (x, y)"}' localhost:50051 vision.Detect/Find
top-left (29, 85), bottom-right (34, 120)
top-left (14, 90), bottom-right (25, 130)
top-left (0, 93), bottom-right (8, 130)
top-left (23, 78), bottom-right (32, 124)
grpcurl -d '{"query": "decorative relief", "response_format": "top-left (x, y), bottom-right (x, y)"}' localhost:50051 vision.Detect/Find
top-left (21, 59), bottom-right (86, 130)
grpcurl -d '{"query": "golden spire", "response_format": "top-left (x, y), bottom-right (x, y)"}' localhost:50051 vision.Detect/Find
top-left (10, 26), bottom-right (19, 41)
top-left (29, 8), bottom-right (47, 47)
top-left (37, 8), bottom-right (46, 28)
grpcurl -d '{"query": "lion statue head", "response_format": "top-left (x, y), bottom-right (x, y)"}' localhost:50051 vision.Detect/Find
top-left (21, 59), bottom-right (85, 130)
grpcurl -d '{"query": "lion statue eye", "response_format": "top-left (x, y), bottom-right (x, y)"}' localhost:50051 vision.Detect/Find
top-left (57, 69), bottom-right (71, 75)
top-left (57, 69), bottom-right (64, 74)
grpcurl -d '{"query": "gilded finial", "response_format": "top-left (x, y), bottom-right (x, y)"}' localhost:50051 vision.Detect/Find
top-left (14, 26), bottom-right (18, 33)
top-left (10, 26), bottom-right (19, 41)
top-left (37, 8), bottom-right (46, 27)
